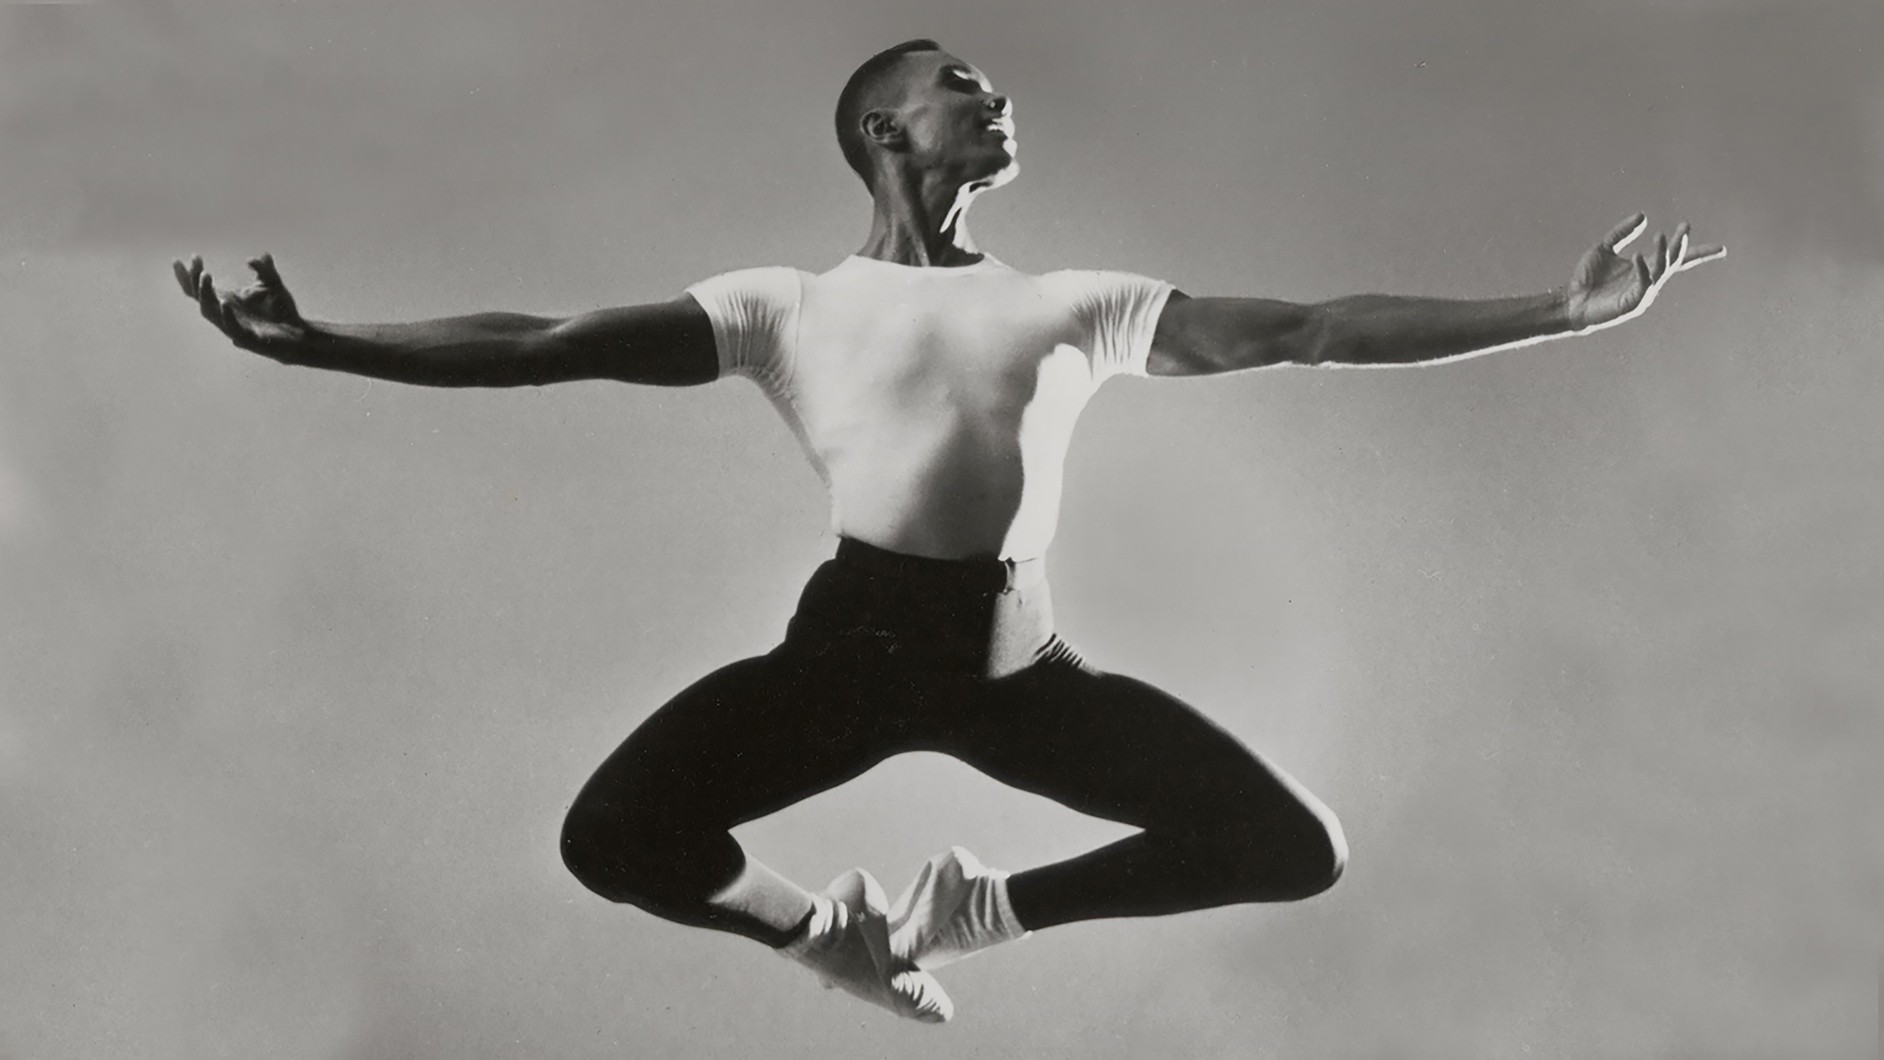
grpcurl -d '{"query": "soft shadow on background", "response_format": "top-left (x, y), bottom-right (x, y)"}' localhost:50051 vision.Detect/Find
top-left (2, 2), bottom-right (1878, 1058)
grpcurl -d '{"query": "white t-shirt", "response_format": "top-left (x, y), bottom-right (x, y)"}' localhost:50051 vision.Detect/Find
top-left (687, 254), bottom-right (1174, 560)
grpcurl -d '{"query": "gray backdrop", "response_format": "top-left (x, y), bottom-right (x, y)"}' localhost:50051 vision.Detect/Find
top-left (2, 2), bottom-right (1877, 1057)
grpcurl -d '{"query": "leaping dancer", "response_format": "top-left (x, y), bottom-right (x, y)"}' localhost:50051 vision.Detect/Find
top-left (175, 39), bottom-right (1722, 1024)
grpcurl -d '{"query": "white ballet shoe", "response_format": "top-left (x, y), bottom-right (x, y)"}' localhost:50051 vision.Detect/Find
top-left (782, 868), bottom-right (954, 1024)
top-left (888, 846), bottom-right (1030, 971)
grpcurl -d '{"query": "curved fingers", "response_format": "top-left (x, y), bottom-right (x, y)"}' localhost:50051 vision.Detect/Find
top-left (194, 271), bottom-right (253, 346)
top-left (197, 271), bottom-right (221, 325)
top-left (174, 255), bottom-right (206, 299)
top-left (220, 299), bottom-right (250, 347)
top-left (248, 252), bottom-right (283, 289)
top-left (1649, 221), bottom-right (1725, 275)
top-left (1677, 242), bottom-right (1727, 272)
top-left (1604, 212), bottom-right (1648, 252)
top-left (178, 255), bottom-right (287, 349)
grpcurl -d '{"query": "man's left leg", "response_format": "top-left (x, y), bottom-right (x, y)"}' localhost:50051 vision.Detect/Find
top-left (922, 641), bottom-right (1345, 942)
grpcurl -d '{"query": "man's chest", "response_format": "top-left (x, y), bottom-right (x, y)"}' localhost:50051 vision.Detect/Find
top-left (792, 283), bottom-right (1094, 421)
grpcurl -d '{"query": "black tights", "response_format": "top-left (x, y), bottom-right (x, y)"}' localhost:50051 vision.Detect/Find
top-left (561, 540), bottom-right (1345, 944)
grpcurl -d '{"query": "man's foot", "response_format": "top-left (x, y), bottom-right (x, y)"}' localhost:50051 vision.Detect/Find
top-left (781, 868), bottom-right (954, 1024)
top-left (888, 846), bottom-right (1030, 971)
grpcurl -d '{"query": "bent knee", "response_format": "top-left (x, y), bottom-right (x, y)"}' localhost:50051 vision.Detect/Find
top-left (559, 797), bottom-right (738, 908)
top-left (559, 804), bottom-right (630, 899)
top-left (1282, 792), bottom-right (1346, 898)
top-left (1297, 804), bottom-right (1348, 897)
top-left (1271, 778), bottom-right (1346, 896)
top-left (559, 799), bottom-right (669, 903)
top-left (1216, 795), bottom-right (1348, 902)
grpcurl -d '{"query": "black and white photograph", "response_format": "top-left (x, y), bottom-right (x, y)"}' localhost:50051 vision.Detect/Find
top-left (1, 2), bottom-right (1876, 1057)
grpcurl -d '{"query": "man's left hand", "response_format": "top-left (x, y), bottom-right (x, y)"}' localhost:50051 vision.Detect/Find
top-left (1563, 213), bottom-right (1726, 333)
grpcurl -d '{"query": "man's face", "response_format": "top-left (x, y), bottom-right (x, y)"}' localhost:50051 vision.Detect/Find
top-left (883, 52), bottom-right (1017, 188)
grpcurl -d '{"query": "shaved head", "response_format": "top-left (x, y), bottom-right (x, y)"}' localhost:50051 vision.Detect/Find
top-left (834, 39), bottom-right (943, 186)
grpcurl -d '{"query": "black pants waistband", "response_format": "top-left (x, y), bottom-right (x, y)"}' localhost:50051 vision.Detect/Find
top-left (833, 537), bottom-right (1046, 594)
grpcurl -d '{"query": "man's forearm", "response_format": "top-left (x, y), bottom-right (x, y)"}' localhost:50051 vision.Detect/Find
top-left (284, 314), bottom-right (567, 387)
top-left (1315, 290), bottom-right (1573, 367)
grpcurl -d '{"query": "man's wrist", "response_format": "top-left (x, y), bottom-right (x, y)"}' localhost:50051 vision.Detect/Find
top-left (268, 321), bottom-right (332, 367)
top-left (1547, 287), bottom-right (1580, 334)
top-left (1544, 288), bottom-right (1575, 333)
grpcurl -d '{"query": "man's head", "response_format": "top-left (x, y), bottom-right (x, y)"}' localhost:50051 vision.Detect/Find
top-left (834, 40), bottom-right (1017, 195)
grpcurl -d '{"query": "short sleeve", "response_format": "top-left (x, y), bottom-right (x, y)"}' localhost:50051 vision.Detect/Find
top-left (684, 267), bottom-right (802, 388)
top-left (1062, 270), bottom-right (1176, 382)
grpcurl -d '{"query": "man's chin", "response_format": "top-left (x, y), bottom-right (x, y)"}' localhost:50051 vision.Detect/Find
top-left (957, 155), bottom-right (1019, 196)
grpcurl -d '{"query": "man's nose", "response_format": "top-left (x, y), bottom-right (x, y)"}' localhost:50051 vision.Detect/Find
top-left (985, 94), bottom-right (1012, 119)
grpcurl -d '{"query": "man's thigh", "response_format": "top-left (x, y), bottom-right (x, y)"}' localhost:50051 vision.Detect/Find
top-left (947, 649), bottom-right (1325, 833)
top-left (575, 648), bottom-right (924, 832)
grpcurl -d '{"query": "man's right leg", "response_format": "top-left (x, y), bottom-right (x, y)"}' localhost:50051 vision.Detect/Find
top-left (559, 645), bottom-right (955, 1021)
top-left (559, 649), bottom-right (905, 946)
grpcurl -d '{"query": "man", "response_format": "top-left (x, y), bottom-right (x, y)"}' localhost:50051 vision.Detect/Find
top-left (174, 39), bottom-right (1723, 1025)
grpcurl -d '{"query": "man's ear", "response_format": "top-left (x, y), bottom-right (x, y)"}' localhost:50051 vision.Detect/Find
top-left (861, 110), bottom-right (905, 151)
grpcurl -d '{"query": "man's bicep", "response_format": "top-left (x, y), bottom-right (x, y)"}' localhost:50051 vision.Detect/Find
top-left (1147, 293), bottom-right (1326, 377)
top-left (541, 295), bottom-right (721, 386)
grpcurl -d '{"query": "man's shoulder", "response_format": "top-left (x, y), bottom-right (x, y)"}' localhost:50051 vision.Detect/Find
top-left (1037, 265), bottom-right (1167, 282)
top-left (1035, 268), bottom-right (1178, 309)
top-left (690, 264), bottom-right (814, 286)
top-left (685, 266), bottom-right (810, 311)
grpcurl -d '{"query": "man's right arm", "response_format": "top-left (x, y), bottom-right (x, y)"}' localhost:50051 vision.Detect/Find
top-left (174, 253), bottom-right (719, 388)
top-left (300, 301), bottom-right (718, 387)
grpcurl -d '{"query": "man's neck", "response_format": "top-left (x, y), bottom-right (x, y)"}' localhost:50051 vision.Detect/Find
top-left (856, 169), bottom-right (987, 267)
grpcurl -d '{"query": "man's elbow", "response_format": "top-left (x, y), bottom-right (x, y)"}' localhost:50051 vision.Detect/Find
top-left (1296, 304), bottom-right (1351, 367)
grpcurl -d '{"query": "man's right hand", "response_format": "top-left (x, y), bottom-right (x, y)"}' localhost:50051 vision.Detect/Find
top-left (172, 253), bottom-right (308, 360)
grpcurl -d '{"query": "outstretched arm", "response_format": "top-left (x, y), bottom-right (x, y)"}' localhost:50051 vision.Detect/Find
top-left (173, 254), bottom-right (718, 387)
top-left (1146, 214), bottom-right (1725, 376)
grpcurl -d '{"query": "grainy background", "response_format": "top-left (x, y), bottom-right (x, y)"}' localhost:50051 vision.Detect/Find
top-left (1, 2), bottom-right (1878, 1057)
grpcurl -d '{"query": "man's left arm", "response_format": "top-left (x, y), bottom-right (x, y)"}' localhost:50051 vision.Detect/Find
top-left (1146, 214), bottom-right (1725, 377)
